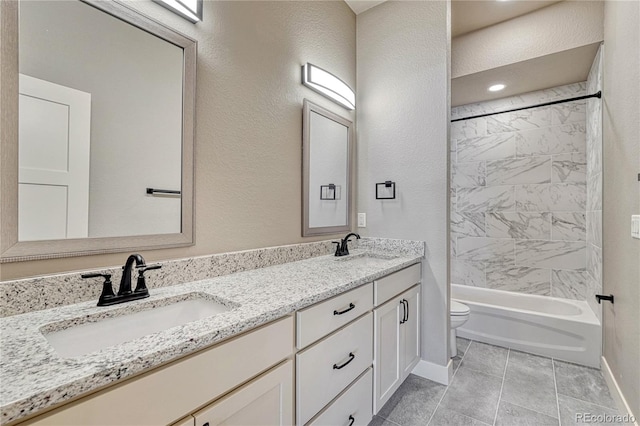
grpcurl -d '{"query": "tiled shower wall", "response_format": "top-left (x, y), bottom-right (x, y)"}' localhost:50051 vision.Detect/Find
top-left (450, 83), bottom-right (593, 299)
top-left (586, 44), bottom-right (603, 320)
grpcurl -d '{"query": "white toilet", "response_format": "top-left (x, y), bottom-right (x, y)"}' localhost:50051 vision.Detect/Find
top-left (450, 300), bottom-right (470, 358)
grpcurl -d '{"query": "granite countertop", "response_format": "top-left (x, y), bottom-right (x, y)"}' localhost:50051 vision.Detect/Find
top-left (0, 249), bottom-right (422, 424)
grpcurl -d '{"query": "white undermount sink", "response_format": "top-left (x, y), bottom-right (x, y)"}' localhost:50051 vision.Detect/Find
top-left (43, 296), bottom-right (232, 358)
top-left (334, 251), bottom-right (399, 263)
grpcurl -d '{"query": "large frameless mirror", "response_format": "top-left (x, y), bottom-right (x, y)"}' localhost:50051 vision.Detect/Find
top-left (0, 0), bottom-right (196, 262)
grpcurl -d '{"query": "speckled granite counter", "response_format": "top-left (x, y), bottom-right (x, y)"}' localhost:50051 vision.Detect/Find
top-left (0, 247), bottom-right (422, 424)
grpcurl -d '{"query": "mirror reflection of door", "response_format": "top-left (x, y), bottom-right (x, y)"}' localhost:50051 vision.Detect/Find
top-left (18, 74), bottom-right (91, 241)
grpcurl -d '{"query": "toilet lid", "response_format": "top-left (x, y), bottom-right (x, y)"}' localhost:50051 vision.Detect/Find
top-left (451, 300), bottom-right (470, 316)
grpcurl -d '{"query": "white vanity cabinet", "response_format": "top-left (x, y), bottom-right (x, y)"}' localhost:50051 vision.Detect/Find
top-left (372, 264), bottom-right (421, 413)
top-left (296, 283), bottom-right (374, 425)
top-left (20, 316), bottom-right (294, 426)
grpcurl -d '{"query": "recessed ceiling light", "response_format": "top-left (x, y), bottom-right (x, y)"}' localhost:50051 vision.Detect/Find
top-left (488, 84), bottom-right (506, 92)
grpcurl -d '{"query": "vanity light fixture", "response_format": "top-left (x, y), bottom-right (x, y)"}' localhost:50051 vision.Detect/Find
top-left (302, 63), bottom-right (355, 110)
top-left (488, 83), bottom-right (506, 92)
top-left (154, 0), bottom-right (202, 23)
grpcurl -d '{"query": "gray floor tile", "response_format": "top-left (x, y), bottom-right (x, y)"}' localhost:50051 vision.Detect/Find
top-left (369, 414), bottom-right (401, 426)
top-left (460, 341), bottom-right (509, 377)
top-left (495, 401), bottom-right (559, 425)
top-left (501, 352), bottom-right (557, 417)
top-left (377, 374), bottom-right (447, 426)
top-left (452, 355), bottom-right (463, 373)
top-left (558, 394), bottom-right (624, 426)
top-left (457, 337), bottom-right (471, 357)
top-left (439, 366), bottom-right (502, 424)
top-left (429, 406), bottom-right (490, 426)
top-left (554, 360), bottom-right (617, 408)
top-left (507, 349), bottom-right (553, 374)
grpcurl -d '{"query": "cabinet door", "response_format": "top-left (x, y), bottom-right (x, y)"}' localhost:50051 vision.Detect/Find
top-left (373, 296), bottom-right (402, 414)
top-left (193, 361), bottom-right (293, 426)
top-left (400, 285), bottom-right (420, 379)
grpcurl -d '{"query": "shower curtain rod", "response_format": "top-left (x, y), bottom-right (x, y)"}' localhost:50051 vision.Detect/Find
top-left (451, 91), bottom-right (602, 122)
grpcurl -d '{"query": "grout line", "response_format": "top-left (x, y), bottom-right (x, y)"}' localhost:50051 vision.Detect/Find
top-left (492, 348), bottom-right (510, 426)
top-left (552, 358), bottom-right (562, 426)
top-left (425, 338), bottom-right (470, 425)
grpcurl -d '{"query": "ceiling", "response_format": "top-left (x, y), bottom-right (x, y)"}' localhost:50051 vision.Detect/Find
top-left (344, 0), bottom-right (597, 107)
top-left (451, 43), bottom-right (601, 106)
top-left (451, 0), bottom-right (563, 37)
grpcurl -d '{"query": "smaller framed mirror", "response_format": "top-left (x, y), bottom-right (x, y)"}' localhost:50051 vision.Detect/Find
top-left (302, 99), bottom-right (353, 236)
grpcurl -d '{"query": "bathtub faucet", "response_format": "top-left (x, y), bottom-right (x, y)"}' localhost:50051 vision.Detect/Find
top-left (595, 294), bottom-right (614, 304)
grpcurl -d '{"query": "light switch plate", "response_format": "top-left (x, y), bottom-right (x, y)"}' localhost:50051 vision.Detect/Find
top-left (632, 215), bottom-right (640, 239)
top-left (357, 213), bottom-right (366, 228)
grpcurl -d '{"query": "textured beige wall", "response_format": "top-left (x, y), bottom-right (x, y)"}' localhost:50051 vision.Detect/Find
top-left (452, 0), bottom-right (604, 78)
top-left (0, 1), bottom-right (356, 280)
top-left (356, 0), bottom-right (450, 367)
top-left (602, 0), bottom-right (640, 418)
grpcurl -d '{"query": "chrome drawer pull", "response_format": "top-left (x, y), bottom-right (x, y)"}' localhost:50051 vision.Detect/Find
top-left (348, 415), bottom-right (355, 426)
top-left (334, 303), bottom-right (356, 315)
top-left (333, 352), bottom-right (355, 369)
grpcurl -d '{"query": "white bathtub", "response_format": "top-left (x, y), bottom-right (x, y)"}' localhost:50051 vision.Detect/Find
top-left (452, 284), bottom-right (601, 368)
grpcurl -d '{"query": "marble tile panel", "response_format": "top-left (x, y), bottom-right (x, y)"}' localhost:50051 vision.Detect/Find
top-left (450, 187), bottom-right (457, 212)
top-left (587, 172), bottom-right (602, 211)
top-left (516, 240), bottom-right (586, 270)
top-left (486, 156), bottom-right (551, 185)
top-left (377, 374), bottom-right (446, 426)
top-left (451, 260), bottom-right (486, 287)
top-left (551, 270), bottom-right (588, 300)
top-left (430, 406), bottom-right (491, 426)
top-left (586, 210), bottom-right (602, 248)
top-left (586, 274), bottom-right (602, 322)
top-left (460, 341), bottom-right (509, 377)
top-left (450, 138), bottom-right (457, 156)
top-left (451, 83), bottom-right (586, 120)
top-left (550, 101), bottom-right (586, 125)
top-left (516, 183), bottom-right (586, 212)
top-left (452, 162), bottom-right (486, 188)
top-left (457, 237), bottom-right (516, 265)
top-left (554, 360), bottom-right (617, 408)
top-left (551, 212), bottom-right (586, 241)
top-left (558, 394), bottom-right (623, 426)
top-left (486, 212), bottom-right (551, 239)
top-left (451, 212), bottom-right (485, 238)
top-left (587, 45), bottom-right (603, 94)
top-left (496, 401), bottom-right (559, 425)
top-left (457, 133), bottom-right (517, 163)
top-left (457, 186), bottom-right (515, 213)
top-left (451, 117), bottom-right (487, 140)
top-left (516, 122), bottom-right (586, 156)
top-left (586, 99), bottom-right (602, 177)
top-left (485, 265), bottom-right (550, 295)
top-left (552, 152), bottom-right (587, 183)
top-left (439, 366), bottom-right (502, 424)
top-left (587, 243), bottom-right (602, 284)
top-left (487, 107), bottom-right (552, 134)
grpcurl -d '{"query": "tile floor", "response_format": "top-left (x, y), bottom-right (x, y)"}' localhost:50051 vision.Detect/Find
top-left (369, 338), bottom-right (625, 426)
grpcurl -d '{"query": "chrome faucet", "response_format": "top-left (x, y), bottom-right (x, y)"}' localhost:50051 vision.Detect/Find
top-left (333, 232), bottom-right (361, 256)
top-left (82, 254), bottom-right (161, 306)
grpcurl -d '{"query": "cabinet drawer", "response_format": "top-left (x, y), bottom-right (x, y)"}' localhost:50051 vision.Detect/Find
top-left (374, 263), bottom-right (420, 306)
top-left (296, 312), bottom-right (373, 425)
top-left (297, 283), bottom-right (373, 349)
top-left (308, 368), bottom-right (373, 426)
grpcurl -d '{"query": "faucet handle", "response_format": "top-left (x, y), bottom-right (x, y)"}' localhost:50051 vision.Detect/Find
top-left (332, 241), bottom-right (342, 256)
top-left (81, 273), bottom-right (116, 306)
top-left (134, 264), bottom-right (161, 294)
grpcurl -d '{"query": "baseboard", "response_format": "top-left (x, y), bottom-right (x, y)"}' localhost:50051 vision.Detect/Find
top-left (411, 359), bottom-right (452, 385)
top-left (601, 356), bottom-right (638, 425)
